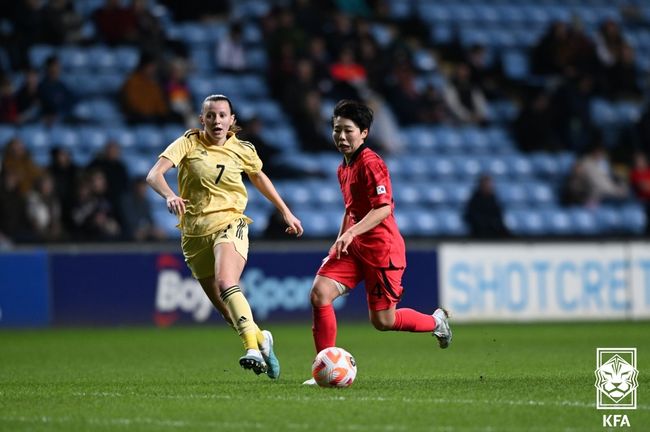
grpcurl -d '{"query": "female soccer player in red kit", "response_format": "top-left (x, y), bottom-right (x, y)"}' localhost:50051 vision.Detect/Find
top-left (304, 100), bottom-right (451, 384)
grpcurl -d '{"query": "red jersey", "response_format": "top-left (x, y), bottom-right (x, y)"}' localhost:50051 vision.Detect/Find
top-left (337, 145), bottom-right (406, 268)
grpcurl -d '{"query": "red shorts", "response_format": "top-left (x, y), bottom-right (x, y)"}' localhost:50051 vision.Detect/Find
top-left (317, 252), bottom-right (404, 311)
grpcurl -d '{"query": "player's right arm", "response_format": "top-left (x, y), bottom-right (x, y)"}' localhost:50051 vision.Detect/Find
top-left (146, 156), bottom-right (188, 215)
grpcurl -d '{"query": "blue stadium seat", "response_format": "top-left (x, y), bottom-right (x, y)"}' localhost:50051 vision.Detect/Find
top-left (496, 183), bottom-right (527, 206)
top-left (541, 207), bottom-right (572, 236)
top-left (405, 126), bottom-right (437, 153)
top-left (436, 208), bottom-right (468, 236)
top-left (59, 46), bottom-right (89, 70)
top-left (114, 46), bottom-right (139, 72)
top-left (619, 204), bottom-right (647, 234)
top-left (417, 182), bottom-right (448, 206)
top-left (88, 46), bottom-right (117, 71)
top-left (441, 181), bottom-right (472, 206)
top-left (246, 48), bottom-right (268, 71)
top-left (308, 182), bottom-right (342, 207)
top-left (153, 208), bottom-right (181, 238)
top-left (78, 127), bottom-right (109, 151)
top-left (530, 152), bottom-right (560, 178)
top-left (503, 154), bottom-right (533, 179)
top-left (295, 209), bottom-right (339, 238)
top-left (502, 49), bottom-right (529, 80)
top-left (107, 127), bottom-right (136, 149)
top-left (569, 208), bottom-right (600, 235)
top-left (275, 182), bottom-right (313, 207)
top-left (0, 125), bottom-right (16, 145)
top-left (125, 154), bottom-right (153, 177)
top-left (394, 183), bottom-right (421, 207)
top-left (134, 126), bottom-right (165, 151)
top-left (29, 45), bottom-right (55, 68)
top-left (246, 208), bottom-right (270, 238)
top-left (49, 126), bottom-right (79, 149)
top-left (73, 99), bottom-right (123, 124)
top-left (505, 208), bottom-right (546, 236)
top-left (451, 156), bottom-right (481, 178)
top-left (436, 127), bottom-right (463, 153)
top-left (189, 47), bottom-right (215, 73)
top-left (459, 127), bottom-right (490, 153)
top-left (17, 125), bottom-right (49, 151)
top-left (428, 156), bottom-right (454, 179)
top-left (259, 125), bottom-right (298, 151)
top-left (480, 156), bottom-right (508, 178)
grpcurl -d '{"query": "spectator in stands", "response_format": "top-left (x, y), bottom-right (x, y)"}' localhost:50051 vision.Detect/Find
top-left (1, 137), bottom-right (42, 196)
top-left (629, 151), bottom-right (650, 235)
top-left (164, 57), bottom-right (197, 128)
top-left (329, 45), bottom-right (367, 101)
top-left (15, 68), bottom-right (41, 124)
top-left (513, 89), bottom-right (560, 152)
top-left (70, 169), bottom-right (122, 241)
top-left (572, 144), bottom-right (629, 206)
top-left (131, 0), bottom-right (167, 58)
top-left (594, 19), bottom-right (628, 69)
top-left (6, 0), bottom-right (43, 70)
top-left (121, 177), bottom-right (166, 241)
top-left (120, 55), bottom-right (171, 124)
top-left (419, 83), bottom-right (451, 124)
top-left (92, 0), bottom-right (137, 46)
top-left (442, 62), bottom-right (488, 126)
top-left (550, 73), bottom-right (596, 152)
top-left (26, 172), bottom-right (66, 242)
top-left (463, 174), bottom-right (510, 238)
top-left (294, 89), bottom-right (333, 153)
top-left (0, 75), bottom-right (18, 123)
top-left (0, 168), bottom-right (32, 243)
top-left (560, 160), bottom-right (591, 206)
top-left (48, 146), bottom-right (78, 234)
top-left (40, 0), bottom-right (84, 45)
top-left (158, 0), bottom-right (230, 22)
top-left (216, 22), bottom-right (247, 72)
top-left (604, 44), bottom-right (642, 100)
top-left (465, 43), bottom-right (504, 100)
top-left (38, 55), bottom-right (75, 124)
top-left (87, 140), bottom-right (130, 228)
top-left (385, 62), bottom-right (424, 126)
top-left (146, 94), bottom-right (303, 378)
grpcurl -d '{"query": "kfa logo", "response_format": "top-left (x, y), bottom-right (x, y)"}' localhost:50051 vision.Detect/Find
top-left (595, 348), bottom-right (638, 410)
top-left (595, 348), bottom-right (638, 428)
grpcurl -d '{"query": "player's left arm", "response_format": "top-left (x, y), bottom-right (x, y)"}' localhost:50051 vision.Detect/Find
top-left (335, 204), bottom-right (390, 258)
top-left (247, 170), bottom-right (304, 237)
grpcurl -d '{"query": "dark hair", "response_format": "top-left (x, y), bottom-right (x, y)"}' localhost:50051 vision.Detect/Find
top-left (332, 99), bottom-right (373, 132)
top-left (202, 94), bottom-right (241, 133)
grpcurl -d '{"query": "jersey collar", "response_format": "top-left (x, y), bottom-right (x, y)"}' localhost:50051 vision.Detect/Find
top-left (343, 143), bottom-right (367, 166)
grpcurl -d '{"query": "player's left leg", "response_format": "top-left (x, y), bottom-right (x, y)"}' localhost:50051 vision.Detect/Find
top-left (365, 266), bottom-right (452, 347)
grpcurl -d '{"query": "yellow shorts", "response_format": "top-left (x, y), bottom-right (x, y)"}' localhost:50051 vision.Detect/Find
top-left (182, 218), bottom-right (250, 279)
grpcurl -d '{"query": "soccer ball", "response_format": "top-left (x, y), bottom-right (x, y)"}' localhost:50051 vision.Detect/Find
top-left (311, 347), bottom-right (357, 388)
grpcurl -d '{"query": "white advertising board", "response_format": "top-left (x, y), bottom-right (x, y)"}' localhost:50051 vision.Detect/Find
top-left (439, 243), bottom-right (650, 322)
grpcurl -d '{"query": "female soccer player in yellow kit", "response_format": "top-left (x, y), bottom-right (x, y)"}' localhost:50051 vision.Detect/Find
top-left (146, 94), bottom-right (303, 379)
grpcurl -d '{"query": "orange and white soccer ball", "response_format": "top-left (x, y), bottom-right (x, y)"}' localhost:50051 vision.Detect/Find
top-left (311, 347), bottom-right (357, 388)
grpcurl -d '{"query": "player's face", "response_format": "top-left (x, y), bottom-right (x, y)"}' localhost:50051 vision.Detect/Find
top-left (332, 116), bottom-right (368, 158)
top-left (200, 100), bottom-right (235, 144)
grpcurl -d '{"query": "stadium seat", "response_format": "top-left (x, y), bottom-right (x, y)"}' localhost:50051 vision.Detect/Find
top-left (114, 46), bottom-right (140, 72)
top-left (0, 125), bottom-right (16, 145)
top-left (569, 208), bottom-right (600, 235)
top-left (134, 126), bottom-right (165, 151)
top-left (246, 208), bottom-right (270, 238)
top-left (428, 156), bottom-right (455, 179)
top-left (78, 127), bottom-right (109, 151)
top-left (17, 125), bottom-right (49, 151)
top-left (107, 127), bottom-right (137, 150)
top-left (49, 126), bottom-right (79, 149)
top-left (436, 208), bottom-right (468, 236)
top-left (153, 208), bottom-right (181, 238)
top-left (505, 208), bottom-right (546, 236)
top-left (29, 45), bottom-right (55, 68)
top-left (619, 204), bottom-right (647, 234)
top-left (59, 46), bottom-right (89, 71)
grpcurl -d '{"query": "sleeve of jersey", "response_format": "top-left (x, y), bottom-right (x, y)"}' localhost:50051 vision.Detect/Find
top-left (241, 144), bottom-right (263, 174)
top-left (363, 158), bottom-right (393, 208)
top-left (159, 136), bottom-right (193, 166)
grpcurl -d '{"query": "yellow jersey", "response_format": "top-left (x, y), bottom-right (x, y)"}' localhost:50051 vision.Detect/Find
top-left (159, 129), bottom-right (262, 237)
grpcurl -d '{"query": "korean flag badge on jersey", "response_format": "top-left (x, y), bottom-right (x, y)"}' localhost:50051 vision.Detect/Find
top-left (376, 185), bottom-right (386, 195)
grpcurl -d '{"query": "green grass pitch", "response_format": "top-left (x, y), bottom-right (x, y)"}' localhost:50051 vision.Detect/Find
top-left (1, 321), bottom-right (648, 431)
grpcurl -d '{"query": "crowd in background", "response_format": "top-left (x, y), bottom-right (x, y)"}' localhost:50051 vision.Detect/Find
top-left (1, 0), bottom-right (650, 245)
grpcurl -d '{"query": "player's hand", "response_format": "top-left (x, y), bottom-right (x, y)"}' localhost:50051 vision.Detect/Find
top-left (283, 213), bottom-right (304, 237)
top-left (166, 196), bottom-right (189, 215)
top-left (334, 232), bottom-right (354, 259)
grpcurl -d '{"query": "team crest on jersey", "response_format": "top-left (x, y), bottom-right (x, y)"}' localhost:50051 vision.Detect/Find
top-left (376, 185), bottom-right (386, 195)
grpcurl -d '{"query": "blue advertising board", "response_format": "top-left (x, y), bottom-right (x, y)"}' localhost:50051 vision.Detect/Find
top-left (0, 251), bottom-right (50, 326)
top-left (50, 249), bottom-right (438, 326)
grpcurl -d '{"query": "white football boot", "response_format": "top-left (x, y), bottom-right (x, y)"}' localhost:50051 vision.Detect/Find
top-left (432, 308), bottom-right (452, 349)
top-left (302, 378), bottom-right (317, 385)
top-left (260, 330), bottom-right (280, 379)
top-left (239, 349), bottom-right (267, 375)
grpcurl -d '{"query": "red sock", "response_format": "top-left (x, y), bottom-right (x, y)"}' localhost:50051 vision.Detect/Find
top-left (313, 304), bottom-right (337, 353)
top-left (391, 308), bottom-right (436, 332)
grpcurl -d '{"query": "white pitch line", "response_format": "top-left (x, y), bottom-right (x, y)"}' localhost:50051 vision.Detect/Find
top-left (0, 415), bottom-right (600, 432)
top-left (70, 391), bottom-right (650, 411)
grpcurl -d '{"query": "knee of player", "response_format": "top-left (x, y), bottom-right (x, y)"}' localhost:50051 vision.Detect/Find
top-left (370, 315), bottom-right (393, 331)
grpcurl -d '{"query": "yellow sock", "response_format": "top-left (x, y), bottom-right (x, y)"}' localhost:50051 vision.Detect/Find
top-left (220, 285), bottom-right (258, 351)
top-left (255, 325), bottom-right (265, 346)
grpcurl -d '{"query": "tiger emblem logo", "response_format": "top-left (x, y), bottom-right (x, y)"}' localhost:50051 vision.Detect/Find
top-left (595, 354), bottom-right (638, 403)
